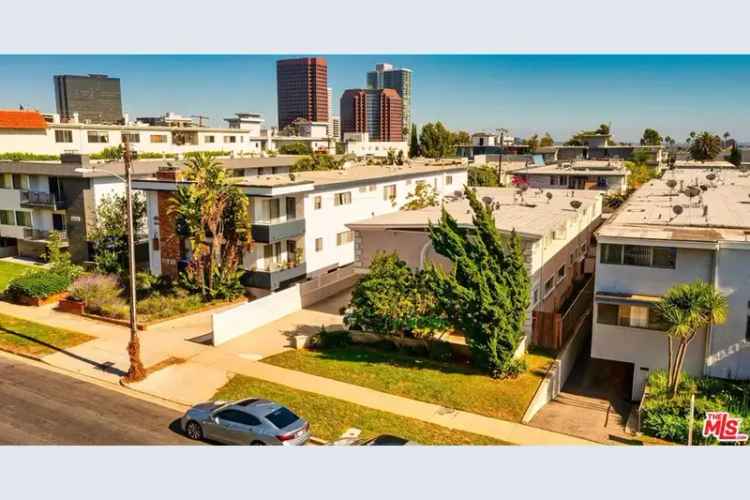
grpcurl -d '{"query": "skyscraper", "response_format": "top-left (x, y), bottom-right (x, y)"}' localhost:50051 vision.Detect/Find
top-left (276, 57), bottom-right (328, 131)
top-left (366, 64), bottom-right (412, 137)
top-left (53, 74), bottom-right (123, 124)
top-left (327, 87), bottom-right (334, 138)
top-left (340, 88), bottom-right (402, 142)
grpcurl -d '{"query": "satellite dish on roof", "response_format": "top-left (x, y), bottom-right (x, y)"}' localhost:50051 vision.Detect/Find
top-left (570, 200), bottom-right (582, 210)
top-left (700, 184), bottom-right (708, 192)
top-left (546, 192), bottom-right (553, 203)
top-left (482, 196), bottom-right (493, 206)
top-left (684, 186), bottom-right (701, 198)
top-left (666, 179), bottom-right (677, 189)
top-left (673, 205), bottom-right (684, 215)
top-left (706, 173), bottom-right (717, 181)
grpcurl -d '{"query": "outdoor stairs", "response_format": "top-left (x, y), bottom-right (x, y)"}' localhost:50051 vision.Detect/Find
top-left (553, 392), bottom-right (630, 438)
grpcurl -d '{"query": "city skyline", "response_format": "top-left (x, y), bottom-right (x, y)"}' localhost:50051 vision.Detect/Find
top-left (1, 54), bottom-right (749, 142)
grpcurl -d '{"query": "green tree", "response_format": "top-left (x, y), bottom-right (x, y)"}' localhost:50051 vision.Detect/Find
top-left (468, 166), bottom-right (500, 187)
top-left (90, 191), bottom-right (147, 276)
top-left (292, 152), bottom-right (344, 172)
top-left (641, 128), bottom-right (662, 146)
top-left (656, 281), bottom-right (728, 397)
top-left (524, 134), bottom-right (540, 151)
top-left (689, 132), bottom-right (722, 161)
top-left (402, 182), bottom-right (439, 210)
top-left (170, 153), bottom-right (252, 300)
top-left (451, 130), bottom-right (471, 146)
top-left (419, 122), bottom-right (454, 160)
top-left (427, 186), bottom-right (530, 377)
top-left (46, 231), bottom-right (83, 281)
top-left (278, 142), bottom-right (312, 155)
top-left (409, 123), bottom-right (420, 157)
top-left (539, 133), bottom-right (554, 147)
top-left (595, 123), bottom-right (610, 135)
top-left (726, 143), bottom-right (741, 167)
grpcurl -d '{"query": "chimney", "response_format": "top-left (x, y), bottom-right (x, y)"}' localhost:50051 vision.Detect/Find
top-left (156, 166), bottom-right (182, 181)
top-left (60, 153), bottom-right (90, 167)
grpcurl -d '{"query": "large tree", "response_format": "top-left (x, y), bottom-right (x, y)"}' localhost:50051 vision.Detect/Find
top-left (427, 186), bottom-right (530, 377)
top-left (402, 182), bottom-right (439, 210)
top-left (641, 128), bottom-right (662, 146)
top-left (409, 123), bottom-right (420, 158)
top-left (90, 191), bottom-right (147, 276)
top-left (525, 134), bottom-right (540, 151)
top-left (419, 121), bottom-right (454, 160)
top-left (726, 143), bottom-right (741, 167)
top-left (539, 133), bottom-right (554, 147)
top-left (170, 153), bottom-right (252, 300)
top-left (689, 132), bottom-right (722, 161)
top-left (451, 130), bottom-right (471, 146)
top-left (656, 280), bottom-right (728, 397)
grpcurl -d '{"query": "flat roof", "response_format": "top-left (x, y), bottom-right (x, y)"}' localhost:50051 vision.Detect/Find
top-left (348, 186), bottom-right (600, 239)
top-left (672, 160), bottom-right (735, 169)
top-left (520, 160), bottom-right (628, 176)
top-left (598, 168), bottom-right (750, 243)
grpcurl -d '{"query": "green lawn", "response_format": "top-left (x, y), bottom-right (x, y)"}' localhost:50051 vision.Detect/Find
top-left (263, 344), bottom-right (554, 422)
top-left (214, 374), bottom-right (508, 445)
top-left (0, 261), bottom-right (36, 291)
top-left (0, 313), bottom-right (94, 357)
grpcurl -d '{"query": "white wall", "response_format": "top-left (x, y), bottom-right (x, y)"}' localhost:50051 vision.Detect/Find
top-left (146, 190), bottom-right (161, 275)
top-left (345, 141), bottom-right (408, 158)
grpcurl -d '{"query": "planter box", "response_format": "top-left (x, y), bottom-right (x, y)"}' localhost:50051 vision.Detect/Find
top-left (57, 297), bottom-right (85, 314)
top-left (14, 291), bottom-right (69, 307)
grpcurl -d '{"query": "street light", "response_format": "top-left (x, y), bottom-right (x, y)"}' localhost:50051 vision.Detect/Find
top-left (74, 137), bottom-right (146, 382)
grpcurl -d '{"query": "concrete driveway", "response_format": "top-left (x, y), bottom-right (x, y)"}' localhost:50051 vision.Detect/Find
top-left (212, 288), bottom-right (351, 360)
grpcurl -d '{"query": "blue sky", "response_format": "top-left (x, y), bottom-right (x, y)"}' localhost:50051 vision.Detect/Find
top-left (1, 55), bottom-right (748, 143)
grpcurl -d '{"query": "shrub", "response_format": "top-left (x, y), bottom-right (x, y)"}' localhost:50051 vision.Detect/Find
top-left (46, 231), bottom-right (83, 281)
top-left (6, 271), bottom-right (70, 301)
top-left (135, 271), bottom-right (173, 298)
top-left (70, 274), bottom-right (127, 316)
top-left (0, 152), bottom-right (60, 161)
top-left (428, 341), bottom-right (454, 362)
top-left (184, 150), bottom-right (229, 159)
top-left (278, 142), bottom-right (311, 155)
top-left (309, 329), bottom-right (351, 350)
top-left (136, 290), bottom-right (204, 320)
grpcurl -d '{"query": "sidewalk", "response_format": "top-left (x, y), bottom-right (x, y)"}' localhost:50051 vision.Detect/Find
top-left (0, 300), bottom-right (594, 445)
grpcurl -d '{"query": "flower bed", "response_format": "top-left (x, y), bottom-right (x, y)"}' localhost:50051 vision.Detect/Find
top-left (5, 271), bottom-right (71, 306)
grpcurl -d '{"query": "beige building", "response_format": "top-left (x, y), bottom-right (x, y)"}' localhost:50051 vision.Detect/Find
top-left (347, 187), bottom-right (603, 346)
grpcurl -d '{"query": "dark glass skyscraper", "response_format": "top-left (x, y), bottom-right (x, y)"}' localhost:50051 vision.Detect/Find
top-left (53, 74), bottom-right (123, 124)
top-left (366, 64), bottom-right (412, 137)
top-left (276, 57), bottom-right (329, 131)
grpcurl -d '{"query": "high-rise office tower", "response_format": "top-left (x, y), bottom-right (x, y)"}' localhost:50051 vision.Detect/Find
top-left (366, 63), bottom-right (411, 137)
top-left (340, 88), bottom-right (402, 142)
top-left (53, 74), bottom-right (123, 124)
top-left (276, 57), bottom-right (328, 130)
top-left (327, 87), bottom-right (334, 138)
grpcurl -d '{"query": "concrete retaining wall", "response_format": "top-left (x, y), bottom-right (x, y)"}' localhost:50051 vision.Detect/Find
top-left (521, 313), bottom-right (591, 423)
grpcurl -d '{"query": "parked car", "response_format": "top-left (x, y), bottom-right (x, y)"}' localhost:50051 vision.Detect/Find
top-left (331, 434), bottom-right (415, 446)
top-left (181, 398), bottom-right (310, 446)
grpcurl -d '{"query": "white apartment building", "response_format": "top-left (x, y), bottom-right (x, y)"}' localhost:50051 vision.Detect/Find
top-left (133, 163), bottom-right (468, 293)
top-left (515, 160), bottom-right (630, 194)
top-left (593, 168), bottom-right (750, 400)
top-left (0, 109), bottom-right (265, 157)
top-left (342, 132), bottom-right (407, 158)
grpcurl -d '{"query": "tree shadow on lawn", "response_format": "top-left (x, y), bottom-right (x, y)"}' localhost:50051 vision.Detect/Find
top-left (0, 327), bottom-right (126, 377)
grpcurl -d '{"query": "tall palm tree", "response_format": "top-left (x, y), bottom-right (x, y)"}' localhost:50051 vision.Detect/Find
top-left (656, 280), bottom-right (728, 397)
top-left (689, 131), bottom-right (722, 161)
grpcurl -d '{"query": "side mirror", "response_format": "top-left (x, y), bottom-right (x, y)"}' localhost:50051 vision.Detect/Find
top-left (213, 416), bottom-right (220, 424)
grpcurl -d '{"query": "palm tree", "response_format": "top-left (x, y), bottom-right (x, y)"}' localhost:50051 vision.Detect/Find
top-left (723, 131), bottom-right (731, 146)
top-left (656, 280), bottom-right (728, 397)
top-left (689, 131), bottom-right (722, 161)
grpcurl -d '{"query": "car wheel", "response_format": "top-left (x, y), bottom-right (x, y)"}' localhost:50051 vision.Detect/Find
top-left (185, 421), bottom-right (203, 441)
top-left (250, 440), bottom-right (266, 446)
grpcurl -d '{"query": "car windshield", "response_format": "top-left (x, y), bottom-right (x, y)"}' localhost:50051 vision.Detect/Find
top-left (265, 407), bottom-right (299, 429)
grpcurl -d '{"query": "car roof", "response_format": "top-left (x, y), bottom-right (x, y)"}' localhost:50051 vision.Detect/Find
top-left (229, 398), bottom-right (281, 416)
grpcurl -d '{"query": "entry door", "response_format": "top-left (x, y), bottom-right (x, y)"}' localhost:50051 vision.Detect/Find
top-left (52, 213), bottom-right (66, 231)
top-left (286, 197), bottom-right (296, 219)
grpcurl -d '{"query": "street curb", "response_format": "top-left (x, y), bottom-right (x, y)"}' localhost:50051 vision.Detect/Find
top-left (0, 346), bottom-right (46, 363)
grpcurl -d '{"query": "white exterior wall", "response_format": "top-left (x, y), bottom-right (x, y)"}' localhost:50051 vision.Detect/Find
top-left (146, 190), bottom-right (162, 276)
top-left (0, 174), bottom-right (58, 238)
top-left (304, 170), bottom-right (467, 275)
top-left (345, 141), bottom-right (408, 158)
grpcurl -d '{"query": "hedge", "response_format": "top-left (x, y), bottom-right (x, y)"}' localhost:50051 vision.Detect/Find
top-left (6, 271), bottom-right (71, 300)
top-left (0, 152), bottom-right (60, 161)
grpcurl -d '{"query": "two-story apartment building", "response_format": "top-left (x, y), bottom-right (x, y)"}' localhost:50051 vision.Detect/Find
top-left (132, 162), bottom-right (468, 294)
top-left (592, 168), bottom-right (750, 400)
top-left (514, 160), bottom-right (630, 194)
top-left (347, 187), bottom-right (603, 343)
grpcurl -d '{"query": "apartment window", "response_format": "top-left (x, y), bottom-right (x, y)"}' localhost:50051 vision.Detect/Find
top-left (204, 135), bottom-right (215, 144)
top-left (406, 179), bottom-right (412, 186)
top-left (334, 192), bottom-right (352, 206)
top-left (544, 277), bottom-right (555, 297)
top-left (122, 132), bottom-right (140, 143)
top-left (445, 175), bottom-right (453, 185)
top-left (652, 247), bottom-right (677, 269)
top-left (336, 230), bottom-right (353, 246)
top-left (314, 196), bottom-right (322, 210)
top-left (368, 184), bottom-right (376, 192)
top-left (315, 237), bottom-right (323, 252)
top-left (54, 130), bottom-right (73, 143)
top-left (0, 210), bottom-right (14, 225)
top-left (597, 303), bottom-right (666, 331)
top-left (383, 184), bottom-right (397, 201)
top-left (150, 134), bottom-right (168, 144)
top-left (359, 186), bottom-right (367, 193)
top-left (224, 135), bottom-right (237, 144)
top-left (623, 245), bottom-right (651, 266)
top-left (557, 264), bottom-right (566, 283)
top-left (600, 243), bottom-right (676, 269)
top-left (597, 176), bottom-right (608, 188)
top-left (87, 131), bottom-right (109, 143)
top-left (600, 244), bottom-right (623, 265)
top-left (550, 175), bottom-right (558, 185)
top-left (531, 287), bottom-right (540, 306)
top-left (0, 174), bottom-right (11, 189)
top-left (15, 211), bottom-right (31, 227)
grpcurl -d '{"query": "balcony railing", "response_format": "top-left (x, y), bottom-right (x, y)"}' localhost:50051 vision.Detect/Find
top-left (243, 261), bottom-right (307, 290)
top-left (251, 218), bottom-right (305, 243)
top-left (23, 228), bottom-right (68, 242)
top-left (20, 190), bottom-right (67, 210)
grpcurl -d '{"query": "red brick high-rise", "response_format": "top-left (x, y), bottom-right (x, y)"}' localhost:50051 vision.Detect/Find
top-left (340, 88), bottom-right (402, 142)
top-left (276, 57), bottom-right (328, 131)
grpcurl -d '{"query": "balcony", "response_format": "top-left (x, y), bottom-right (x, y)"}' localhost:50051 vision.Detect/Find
top-left (23, 228), bottom-right (69, 242)
top-left (243, 261), bottom-right (307, 290)
top-left (251, 218), bottom-right (305, 243)
top-left (20, 190), bottom-right (67, 210)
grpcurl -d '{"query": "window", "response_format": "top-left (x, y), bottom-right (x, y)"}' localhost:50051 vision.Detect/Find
top-left (54, 130), bottom-right (72, 143)
top-left (623, 245), bottom-right (651, 266)
top-left (268, 198), bottom-right (280, 221)
top-left (359, 186), bottom-right (367, 193)
top-left (383, 184), bottom-right (397, 201)
top-left (15, 211), bottom-right (31, 227)
top-left (122, 132), bottom-right (140, 143)
top-left (445, 175), bottom-right (453, 185)
top-left (557, 265), bottom-right (566, 283)
top-left (334, 192), bottom-right (352, 206)
top-left (224, 135), bottom-right (237, 143)
top-left (314, 196), bottom-right (322, 210)
top-left (336, 231), bottom-right (353, 246)
top-left (150, 134), bottom-right (168, 144)
top-left (0, 210), bottom-right (14, 225)
top-left (531, 287), bottom-right (540, 306)
top-left (204, 135), bottom-right (215, 144)
top-left (597, 303), bottom-right (666, 331)
top-left (550, 175), bottom-right (558, 185)
top-left (265, 407), bottom-right (299, 429)
top-left (600, 243), bottom-right (676, 269)
top-left (0, 174), bottom-right (11, 189)
top-left (597, 176), bottom-right (608, 188)
top-left (368, 184), bottom-right (376, 192)
top-left (406, 179), bottom-right (412, 186)
top-left (87, 131), bottom-right (109, 143)
top-left (315, 237), bottom-right (323, 252)
top-left (652, 247), bottom-right (677, 269)
top-left (544, 277), bottom-right (555, 296)
top-left (216, 410), bottom-right (246, 424)
top-left (600, 244), bottom-right (623, 265)
top-left (746, 315), bottom-right (750, 341)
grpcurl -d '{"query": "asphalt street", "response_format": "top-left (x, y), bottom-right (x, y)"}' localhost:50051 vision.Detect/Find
top-left (0, 357), bottom-right (198, 445)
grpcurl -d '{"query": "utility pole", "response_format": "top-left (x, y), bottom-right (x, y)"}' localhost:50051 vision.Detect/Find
top-left (496, 128), bottom-right (508, 185)
top-left (122, 136), bottom-right (146, 383)
top-left (687, 393), bottom-right (696, 446)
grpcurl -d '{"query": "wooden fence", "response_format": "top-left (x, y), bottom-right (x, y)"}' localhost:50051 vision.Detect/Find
top-left (532, 276), bottom-right (594, 350)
